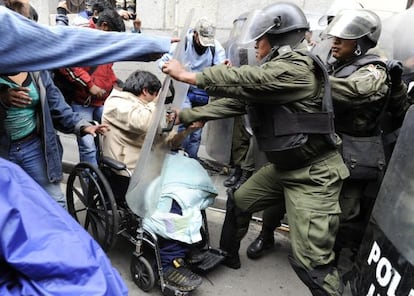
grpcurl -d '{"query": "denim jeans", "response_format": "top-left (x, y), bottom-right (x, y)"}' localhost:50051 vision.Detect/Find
top-left (178, 125), bottom-right (202, 159)
top-left (72, 103), bottom-right (103, 166)
top-left (179, 95), bottom-right (203, 159)
top-left (8, 136), bottom-right (67, 208)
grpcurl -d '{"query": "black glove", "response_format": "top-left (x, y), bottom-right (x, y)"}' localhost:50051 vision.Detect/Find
top-left (386, 59), bottom-right (403, 86)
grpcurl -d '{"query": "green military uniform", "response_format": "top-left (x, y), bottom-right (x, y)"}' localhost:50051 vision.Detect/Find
top-left (179, 47), bottom-right (350, 295)
top-left (254, 52), bottom-right (410, 275)
top-left (328, 56), bottom-right (410, 252)
top-left (231, 116), bottom-right (255, 172)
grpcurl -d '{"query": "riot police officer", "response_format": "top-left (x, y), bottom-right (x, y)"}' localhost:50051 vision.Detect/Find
top-left (247, 8), bottom-right (410, 282)
top-left (162, 3), bottom-right (349, 295)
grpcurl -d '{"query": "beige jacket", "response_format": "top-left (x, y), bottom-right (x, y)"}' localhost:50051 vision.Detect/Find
top-left (102, 89), bottom-right (158, 172)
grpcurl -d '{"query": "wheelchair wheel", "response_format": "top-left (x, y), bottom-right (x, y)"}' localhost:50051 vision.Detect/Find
top-left (66, 162), bottom-right (119, 251)
top-left (130, 255), bottom-right (155, 292)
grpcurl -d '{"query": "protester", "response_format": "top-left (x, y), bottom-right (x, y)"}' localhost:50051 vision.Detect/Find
top-left (54, 7), bottom-right (125, 166)
top-left (158, 17), bottom-right (228, 159)
top-left (0, 0), bottom-right (109, 208)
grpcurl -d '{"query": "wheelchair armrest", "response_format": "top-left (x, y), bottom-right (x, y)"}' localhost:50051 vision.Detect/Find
top-left (101, 156), bottom-right (127, 171)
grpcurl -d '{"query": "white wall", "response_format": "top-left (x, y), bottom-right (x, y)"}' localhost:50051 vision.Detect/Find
top-left (137, 0), bottom-right (333, 42)
top-left (32, 0), bottom-right (408, 43)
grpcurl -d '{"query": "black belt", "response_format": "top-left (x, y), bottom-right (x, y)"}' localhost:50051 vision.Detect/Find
top-left (12, 131), bottom-right (38, 143)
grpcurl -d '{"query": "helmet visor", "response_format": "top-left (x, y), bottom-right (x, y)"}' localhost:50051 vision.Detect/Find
top-left (237, 9), bottom-right (276, 44)
top-left (325, 9), bottom-right (379, 40)
top-left (227, 42), bottom-right (257, 66)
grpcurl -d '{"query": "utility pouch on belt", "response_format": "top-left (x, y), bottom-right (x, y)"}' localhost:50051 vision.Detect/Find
top-left (341, 133), bottom-right (386, 180)
top-left (340, 76), bottom-right (391, 181)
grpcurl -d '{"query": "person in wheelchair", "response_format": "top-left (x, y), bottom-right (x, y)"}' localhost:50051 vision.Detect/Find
top-left (102, 69), bottom-right (210, 292)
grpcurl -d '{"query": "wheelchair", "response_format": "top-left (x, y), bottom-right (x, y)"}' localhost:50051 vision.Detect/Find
top-left (65, 135), bottom-right (226, 295)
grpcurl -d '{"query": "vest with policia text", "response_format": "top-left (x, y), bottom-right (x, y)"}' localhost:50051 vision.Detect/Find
top-left (247, 50), bottom-right (336, 169)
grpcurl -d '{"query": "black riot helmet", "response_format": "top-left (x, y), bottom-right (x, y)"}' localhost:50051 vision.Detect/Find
top-left (239, 2), bottom-right (309, 48)
top-left (325, 9), bottom-right (381, 55)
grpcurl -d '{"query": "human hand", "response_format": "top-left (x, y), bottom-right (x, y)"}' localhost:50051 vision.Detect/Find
top-left (89, 85), bottom-right (106, 98)
top-left (386, 59), bottom-right (403, 85)
top-left (117, 9), bottom-right (134, 20)
top-left (162, 59), bottom-right (186, 80)
top-left (57, 1), bottom-right (68, 10)
top-left (133, 18), bottom-right (142, 32)
top-left (166, 109), bottom-right (177, 124)
top-left (171, 37), bottom-right (180, 43)
top-left (187, 120), bottom-right (204, 132)
top-left (83, 124), bottom-right (110, 137)
top-left (223, 59), bottom-right (232, 67)
top-left (0, 86), bottom-right (32, 108)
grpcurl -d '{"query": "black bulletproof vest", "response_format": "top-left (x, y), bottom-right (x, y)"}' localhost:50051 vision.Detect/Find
top-left (246, 51), bottom-right (335, 159)
top-left (328, 54), bottom-right (386, 78)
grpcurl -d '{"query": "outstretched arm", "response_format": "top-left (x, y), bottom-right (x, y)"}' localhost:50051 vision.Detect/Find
top-left (0, 6), bottom-right (174, 73)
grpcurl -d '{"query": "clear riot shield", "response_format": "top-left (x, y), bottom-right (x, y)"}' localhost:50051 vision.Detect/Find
top-left (351, 106), bottom-right (414, 296)
top-left (379, 7), bottom-right (414, 87)
top-left (204, 12), bottom-right (256, 165)
top-left (125, 9), bottom-right (194, 218)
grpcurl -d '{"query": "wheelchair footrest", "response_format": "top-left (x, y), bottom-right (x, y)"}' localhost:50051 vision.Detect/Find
top-left (193, 248), bottom-right (226, 272)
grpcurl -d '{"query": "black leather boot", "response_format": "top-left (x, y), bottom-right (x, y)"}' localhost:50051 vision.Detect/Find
top-left (246, 230), bottom-right (275, 259)
top-left (223, 166), bottom-right (242, 187)
top-left (220, 190), bottom-right (241, 269)
top-left (220, 189), bottom-right (251, 269)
